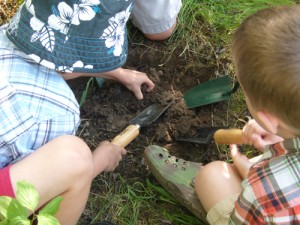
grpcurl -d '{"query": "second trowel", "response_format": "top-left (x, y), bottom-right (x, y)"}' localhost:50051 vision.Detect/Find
top-left (111, 101), bottom-right (172, 147)
top-left (175, 127), bottom-right (244, 145)
top-left (183, 75), bottom-right (239, 108)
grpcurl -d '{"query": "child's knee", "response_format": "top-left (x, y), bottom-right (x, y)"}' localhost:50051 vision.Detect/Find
top-left (54, 135), bottom-right (94, 178)
top-left (195, 161), bottom-right (230, 187)
top-left (144, 23), bottom-right (176, 41)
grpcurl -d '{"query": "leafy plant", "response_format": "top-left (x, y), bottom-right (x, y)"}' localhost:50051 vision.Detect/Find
top-left (79, 77), bottom-right (95, 107)
top-left (0, 180), bottom-right (62, 225)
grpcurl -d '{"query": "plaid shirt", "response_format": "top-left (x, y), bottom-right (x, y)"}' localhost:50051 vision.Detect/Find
top-left (229, 137), bottom-right (300, 224)
top-left (0, 25), bottom-right (80, 168)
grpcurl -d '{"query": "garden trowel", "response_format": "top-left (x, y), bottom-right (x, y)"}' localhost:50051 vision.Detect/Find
top-left (111, 101), bottom-right (172, 147)
top-left (183, 75), bottom-right (239, 108)
top-left (175, 127), bottom-right (243, 145)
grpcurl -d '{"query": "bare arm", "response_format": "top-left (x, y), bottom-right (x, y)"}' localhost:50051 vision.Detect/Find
top-left (61, 67), bottom-right (155, 100)
top-left (231, 119), bottom-right (283, 179)
top-left (230, 144), bottom-right (252, 179)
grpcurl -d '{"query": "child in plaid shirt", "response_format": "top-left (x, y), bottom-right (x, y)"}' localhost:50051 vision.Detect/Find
top-left (194, 5), bottom-right (300, 225)
top-left (0, 0), bottom-right (183, 224)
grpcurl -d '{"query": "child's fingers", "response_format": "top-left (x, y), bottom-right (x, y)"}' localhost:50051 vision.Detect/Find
top-left (230, 144), bottom-right (252, 179)
top-left (134, 89), bottom-right (143, 100)
top-left (121, 147), bottom-right (127, 156)
top-left (145, 80), bottom-right (155, 92)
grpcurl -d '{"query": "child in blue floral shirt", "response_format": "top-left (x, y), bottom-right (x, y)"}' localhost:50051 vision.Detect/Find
top-left (0, 0), bottom-right (182, 223)
top-left (0, 0), bottom-right (156, 224)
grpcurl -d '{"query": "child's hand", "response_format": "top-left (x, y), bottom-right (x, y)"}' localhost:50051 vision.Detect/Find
top-left (67, 67), bottom-right (155, 100)
top-left (92, 141), bottom-right (127, 176)
top-left (116, 68), bottom-right (155, 100)
top-left (230, 144), bottom-right (252, 179)
top-left (243, 119), bottom-right (283, 151)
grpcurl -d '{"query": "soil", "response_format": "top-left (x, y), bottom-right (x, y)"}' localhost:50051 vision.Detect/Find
top-left (68, 30), bottom-right (248, 224)
top-left (69, 37), bottom-right (234, 165)
top-left (1, 3), bottom-right (250, 225)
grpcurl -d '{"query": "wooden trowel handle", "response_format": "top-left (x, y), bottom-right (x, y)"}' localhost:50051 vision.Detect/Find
top-left (111, 124), bottom-right (140, 148)
top-left (213, 129), bottom-right (243, 144)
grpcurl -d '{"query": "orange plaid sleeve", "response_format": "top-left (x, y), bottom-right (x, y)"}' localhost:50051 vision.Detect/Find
top-left (229, 138), bottom-right (300, 225)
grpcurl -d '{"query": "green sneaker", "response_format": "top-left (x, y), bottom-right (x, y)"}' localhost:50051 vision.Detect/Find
top-left (144, 145), bottom-right (207, 221)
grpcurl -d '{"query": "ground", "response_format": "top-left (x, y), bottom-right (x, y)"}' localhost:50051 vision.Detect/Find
top-left (68, 28), bottom-right (249, 224)
top-left (69, 39), bottom-right (228, 172)
top-left (1, 2), bottom-right (249, 224)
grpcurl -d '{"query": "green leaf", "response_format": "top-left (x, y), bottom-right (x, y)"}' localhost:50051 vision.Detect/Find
top-left (0, 196), bottom-right (12, 219)
top-left (7, 199), bottom-right (27, 220)
top-left (39, 196), bottom-right (63, 216)
top-left (16, 180), bottom-right (39, 212)
top-left (79, 77), bottom-right (94, 107)
top-left (37, 214), bottom-right (60, 225)
top-left (0, 219), bottom-right (9, 225)
top-left (146, 179), bottom-right (178, 203)
top-left (10, 216), bottom-right (30, 225)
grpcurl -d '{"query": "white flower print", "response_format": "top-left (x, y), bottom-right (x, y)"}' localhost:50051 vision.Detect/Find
top-left (73, 60), bottom-right (93, 69)
top-left (114, 3), bottom-right (131, 32)
top-left (73, 0), bottom-right (101, 22)
top-left (7, 8), bottom-right (21, 36)
top-left (48, 2), bottom-right (78, 35)
top-left (57, 65), bottom-right (74, 73)
top-left (30, 17), bottom-right (55, 52)
top-left (100, 4), bottom-right (132, 57)
top-left (48, 1), bottom-right (100, 35)
top-left (58, 61), bottom-right (93, 72)
top-left (30, 17), bottom-right (44, 31)
top-left (25, 0), bottom-right (35, 15)
top-left (28, 54), bottom-right (56, 70)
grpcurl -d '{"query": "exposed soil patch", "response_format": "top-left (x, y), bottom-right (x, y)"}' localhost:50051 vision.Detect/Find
top-left (70, 40), bottom-right (226, 165)
top-left (68, 32), bottom-right (246, 224)
top-left (2, 3), bottom-right (250, 225)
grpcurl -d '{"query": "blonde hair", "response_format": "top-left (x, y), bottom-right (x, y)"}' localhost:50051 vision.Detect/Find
top-left (232, 5), bottom-right (300, 132)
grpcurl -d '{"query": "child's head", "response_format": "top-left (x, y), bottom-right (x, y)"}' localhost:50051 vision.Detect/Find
top-left (6, 0), bottom-right (132, 73)
top-left (232, 5), bottom-right (300, 135)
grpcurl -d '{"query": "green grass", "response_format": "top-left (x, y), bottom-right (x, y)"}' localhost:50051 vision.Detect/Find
top-left (171, 0), bottom-right (296, 50)
top-left (90, 177), bottom-right (156, 224)
top-left (6, 0), bottom-right (300, 224)
top-left (82, 175), bottom-right (204, 225)
top-left (79, 0), bottom-right (300, 224)
top-left (199, 0), bottom-right (295, 43)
